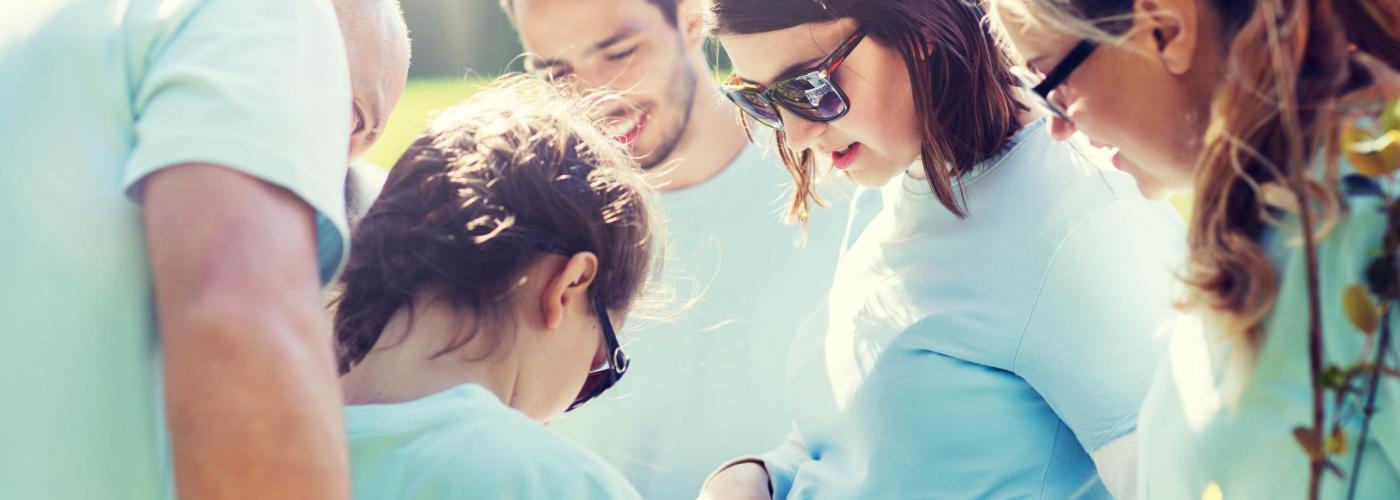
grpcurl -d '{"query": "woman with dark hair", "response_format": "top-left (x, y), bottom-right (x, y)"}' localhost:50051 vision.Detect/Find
top-left (331, 75), bottom-right (662, 499)
top-left (989, 0), bottom-right (1400, 498)
top-left (698, 1), bottom-right (1187, 498)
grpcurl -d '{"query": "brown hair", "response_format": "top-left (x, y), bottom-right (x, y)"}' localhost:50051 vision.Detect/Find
top-left (705, 0), bottom-right (1026, 223)
top-left (331, 75), bottom-right (662, 375)
top-left (997, 0), bottom-right (1400, 342)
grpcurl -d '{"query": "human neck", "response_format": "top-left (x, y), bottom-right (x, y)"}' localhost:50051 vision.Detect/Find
top-left (644, 59), bottom-right (749, 193)
top-left (340, 300), bottom-right (519, 408)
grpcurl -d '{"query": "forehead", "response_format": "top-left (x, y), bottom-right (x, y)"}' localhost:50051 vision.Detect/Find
top-left (719, 19), bottom-right (854, 85)
top-left (514, 0), bottom-right (669, 56)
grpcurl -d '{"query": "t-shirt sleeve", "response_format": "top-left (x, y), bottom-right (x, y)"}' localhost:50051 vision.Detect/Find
top-left (761, 423), bottom-right (812, 499)
top-left (1014, 198), bottom-right (1186, 453)
top-left (122, 0), bottom-right (352, 282)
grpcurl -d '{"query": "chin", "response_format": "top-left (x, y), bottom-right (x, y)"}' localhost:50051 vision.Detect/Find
top-left (842, 161), bottom-right (905, 188)
top-left (1116, 158), bottom-right (1177, 201)
top-left (1134, 179), bottom-right (1172, 201)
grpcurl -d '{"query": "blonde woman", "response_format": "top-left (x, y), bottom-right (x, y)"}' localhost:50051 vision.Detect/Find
top-left (990, 0), bottom-right (1400, 497)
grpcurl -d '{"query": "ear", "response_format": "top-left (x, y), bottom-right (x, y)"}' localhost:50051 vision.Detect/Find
top-left (351, 99), bottom-right (367, 135)
top-left (678, 0), bottom-right (706, 51)
top-left (541, 252), bottom-right (600, 330)
top-left (1137, 0), bottom-right (1198, 76)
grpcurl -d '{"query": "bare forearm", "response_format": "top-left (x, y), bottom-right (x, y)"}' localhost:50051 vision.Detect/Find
top-left (144, 164), bottom-right (350, 499)
top-left (161, 304), bottom-right (348, 500)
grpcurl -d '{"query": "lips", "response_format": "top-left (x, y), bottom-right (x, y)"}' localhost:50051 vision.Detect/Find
top-left (608, 113), bottom-right (647, 146)
top-left (832, 143), bottom-right (862, 170)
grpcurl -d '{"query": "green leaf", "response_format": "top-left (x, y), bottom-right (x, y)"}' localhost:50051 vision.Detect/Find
top-left (1379, 97), bottom-right (1400, 132)
top-left (1327, 427), bottom-right (1349, 455)
top-left (1321, 364), bottom-right (1349, 391)
top-left (1344, 284), bottom-right (1382, 333)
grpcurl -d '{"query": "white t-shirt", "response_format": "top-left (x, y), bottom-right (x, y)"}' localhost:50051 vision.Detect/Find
top-left (764, 119), bottom-right (1188, 498)
top-left (549, 144), bottom-right (850, 499)
top-left (346, 384), bottom-right (642, 500)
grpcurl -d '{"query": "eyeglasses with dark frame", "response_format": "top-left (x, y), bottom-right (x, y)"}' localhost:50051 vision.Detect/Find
top-left (535, 243), bottom-right (630, 412)
top-left (566, 296), bottom-right (629, 412)
top-left (721, 28), bottom-right (868, 130)
top-left (1010, 39), bottom-right (1098, 122)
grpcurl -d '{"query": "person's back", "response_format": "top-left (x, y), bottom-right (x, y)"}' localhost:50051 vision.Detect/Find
top-left (0, 1), bottom-right (354, 497)
top-left (333, 76), bottom-right (660, 500)
top-left (347, 384), bottom-right (639, 499)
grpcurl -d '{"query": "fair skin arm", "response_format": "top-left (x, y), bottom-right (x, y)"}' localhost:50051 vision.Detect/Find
top-left (698, 425), bottom-right (809, 499)
top-left (698, 461), bottom-right (771, 500)
top-left (144, 164), bottom-right (350, 500)
top-left (696, 434), bottom-right (1139, 499)
top-left (1093, 433), bottom-right (1139, 499)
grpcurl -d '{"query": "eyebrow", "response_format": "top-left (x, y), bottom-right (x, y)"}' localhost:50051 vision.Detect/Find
top-left (529, 23), bottom-right (644, 70)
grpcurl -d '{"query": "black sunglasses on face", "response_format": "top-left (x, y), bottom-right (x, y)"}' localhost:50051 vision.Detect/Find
top-left (566, 296), bottom-right (629, 412)
top-left (721, 28), bottom-right (868, 130)
top-left (1011, 39), bottom-right (1098, 122)
top-left (534, 242), bottom-right (630, 412)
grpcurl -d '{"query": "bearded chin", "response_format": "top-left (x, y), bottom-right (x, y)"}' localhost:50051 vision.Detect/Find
top-left (638, 46), bottom-right (699, 171)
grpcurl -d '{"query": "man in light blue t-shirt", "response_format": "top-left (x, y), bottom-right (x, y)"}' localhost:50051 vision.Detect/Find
top-left (1, 1), bottom-right (355, 498)
top-left (502, 0), bottom-right (851, 497)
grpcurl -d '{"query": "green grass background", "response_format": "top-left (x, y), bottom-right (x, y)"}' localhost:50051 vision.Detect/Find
top-left (362, 78), bottom-right (490, 169)
top-left (367, 78), bottom-right (1193, 219)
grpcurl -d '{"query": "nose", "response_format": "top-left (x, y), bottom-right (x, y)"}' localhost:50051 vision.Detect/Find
top-left (778, 109), bottom-right (826, 153)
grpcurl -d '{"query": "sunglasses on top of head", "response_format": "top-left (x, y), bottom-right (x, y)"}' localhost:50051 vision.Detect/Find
top-left (1010, 39), bottom-right (1097, 122)
top-left (721, 28), bottom-right (868, 130)
top-left (535, 242), bottom-right (630, 412)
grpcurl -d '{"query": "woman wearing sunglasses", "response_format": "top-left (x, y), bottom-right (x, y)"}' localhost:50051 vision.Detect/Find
top-left (698, 1), bottom-right (1187, 499)
top-left (990, 0), bottom-right (1400, 498)
top-left (330, 76), bottom-right (661, 500)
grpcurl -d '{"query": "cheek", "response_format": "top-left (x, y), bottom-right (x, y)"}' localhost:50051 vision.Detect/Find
top-left (840, 55), bottom-right (922, 162)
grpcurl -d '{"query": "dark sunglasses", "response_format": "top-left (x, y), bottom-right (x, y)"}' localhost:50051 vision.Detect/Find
top-left (566, 297), bottom-right (629, 412)
top-left (535, 242), bottom-right (630, 412)
top-left (1011, 39), bottom-right (1098, 122)
top-left (721, 28), bottom-right (868, 130)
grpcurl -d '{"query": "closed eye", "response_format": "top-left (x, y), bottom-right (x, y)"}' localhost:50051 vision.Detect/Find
top-left (606, 45), bottom-right (639, 61)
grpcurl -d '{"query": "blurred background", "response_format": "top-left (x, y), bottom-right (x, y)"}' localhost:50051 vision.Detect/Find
top-left (361, 0), bottom-right (523, 168)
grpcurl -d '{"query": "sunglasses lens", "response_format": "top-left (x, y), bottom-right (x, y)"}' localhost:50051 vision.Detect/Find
top-left (567, 371), bottom-right (608, 412)
top-left (726, 90), bottom-right (783, 129)
top-left (774, 74), bottom-right (847, 122)
top-left (567, 354), bottom-right (623, 412)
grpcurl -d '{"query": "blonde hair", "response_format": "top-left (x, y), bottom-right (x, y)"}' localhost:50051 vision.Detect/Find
top-left (991, 0), bottom-right (1400, 345)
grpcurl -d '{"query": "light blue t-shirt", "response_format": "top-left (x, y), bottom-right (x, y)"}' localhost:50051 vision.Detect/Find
top-left (549, 144), bottom-right (850, 498)
top-left (345, 384), bottom-right (642, 500)
top-left (764, 120), bottom-right (1187, 498)
top-left (0, 1), bottom-right (351, 498)
top-left (1138, 163), bottom-right (1400, 499)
